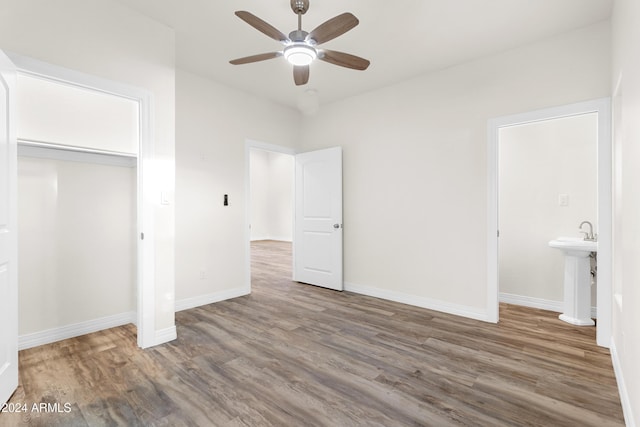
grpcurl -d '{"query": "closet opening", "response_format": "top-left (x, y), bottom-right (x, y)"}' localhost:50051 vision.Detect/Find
top-left (15, 69), bottom-right (142, 349)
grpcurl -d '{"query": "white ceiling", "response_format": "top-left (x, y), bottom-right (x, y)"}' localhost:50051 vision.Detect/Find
top-left (115, 0), bottom-right (613, 112)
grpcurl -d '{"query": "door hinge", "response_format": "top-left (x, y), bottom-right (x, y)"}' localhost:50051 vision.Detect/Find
top-left (141, 232), bottom-right (145, 240)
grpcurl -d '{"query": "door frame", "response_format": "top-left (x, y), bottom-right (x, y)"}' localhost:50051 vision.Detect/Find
top-left (244, 139), bottom-right (296, 291)
top-left (0, 48), bottom-right (18, 407)
top-left (7, 52), bottom-right (157, 348)
top-left (487, 98), bottom-right (612, 347)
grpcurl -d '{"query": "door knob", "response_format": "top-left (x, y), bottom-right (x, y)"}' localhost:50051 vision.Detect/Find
top-left (333, 223), bottom-right (342, 229)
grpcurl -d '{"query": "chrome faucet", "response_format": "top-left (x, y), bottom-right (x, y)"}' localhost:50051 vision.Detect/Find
top-left (579, 221), bottom-right (596, 241)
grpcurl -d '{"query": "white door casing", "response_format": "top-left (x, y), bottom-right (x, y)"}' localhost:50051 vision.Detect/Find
top-left (8, 52), bottom-right (161, 349)
top-left (0, 49), bottom-right (18, 406)
top-left (487, 98), bottom-right (612, 347)
top-left (294, 147), bottom-right (343, 291)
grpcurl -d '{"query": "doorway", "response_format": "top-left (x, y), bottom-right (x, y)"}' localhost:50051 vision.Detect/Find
top-left (488, 98), bottom-right (612, 347)
top-left (245, 141), bottom-right (345, 293)
top-left (498, 113), bottom-right (597, 312)
top-left (245, 140), bottom-right (296, 291)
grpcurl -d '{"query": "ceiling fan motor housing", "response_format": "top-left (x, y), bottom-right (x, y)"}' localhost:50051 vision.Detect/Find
top-left (289, 29), bottom-right (310, 42)
top-left (290, 0), bottom-right (309, 15)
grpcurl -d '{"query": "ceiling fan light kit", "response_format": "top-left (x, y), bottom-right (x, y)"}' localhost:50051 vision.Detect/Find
top-left (284, 44), bottom-right (317, 66)
top-left (229, 0), bottom-right (370, 86)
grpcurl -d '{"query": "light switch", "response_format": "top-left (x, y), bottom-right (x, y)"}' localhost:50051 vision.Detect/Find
top-left (161, 191), bottom-right (171, 205)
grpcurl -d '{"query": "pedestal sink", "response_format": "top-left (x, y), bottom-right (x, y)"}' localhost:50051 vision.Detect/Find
top-left (549, 237), bottom-right (597, 326)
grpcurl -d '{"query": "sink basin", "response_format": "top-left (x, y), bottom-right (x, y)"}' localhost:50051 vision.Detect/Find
top-left (549, 237), bottom-right (597, 254)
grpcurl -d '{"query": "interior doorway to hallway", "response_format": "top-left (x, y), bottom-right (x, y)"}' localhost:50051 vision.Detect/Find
top-left (245, 141), bottom-right (296, 291)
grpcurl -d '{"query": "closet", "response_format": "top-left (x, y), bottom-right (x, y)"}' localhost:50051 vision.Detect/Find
top-left (17, 73), bottom-right (138, 347)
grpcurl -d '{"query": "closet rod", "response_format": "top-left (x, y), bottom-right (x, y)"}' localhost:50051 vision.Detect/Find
top-left (17, 138), bottom-right (137, 159)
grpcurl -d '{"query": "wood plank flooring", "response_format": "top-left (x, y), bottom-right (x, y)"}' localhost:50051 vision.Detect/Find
top-left (1, 240), bottom-right (624, 426)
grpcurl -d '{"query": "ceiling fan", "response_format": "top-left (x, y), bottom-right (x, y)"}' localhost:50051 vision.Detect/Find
top-left (229, 0), bottom-right (370, 86)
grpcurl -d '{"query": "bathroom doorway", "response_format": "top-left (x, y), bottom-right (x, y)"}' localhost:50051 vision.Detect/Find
top-left (498, 113), bottom-right (597, 313)
top-left (488, 98), bottom-right (612, 347)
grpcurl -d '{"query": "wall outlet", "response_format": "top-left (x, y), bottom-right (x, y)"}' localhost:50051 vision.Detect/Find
top-left (199, 270), bottom-right (207, 279)
top-left (160, 191), bottom-right (172, 205)
top-left (558, 193), bottom-right (569, 207)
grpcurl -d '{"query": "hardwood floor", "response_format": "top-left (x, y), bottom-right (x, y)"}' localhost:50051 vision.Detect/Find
top-left (1, 240), bottom-right (624, 426)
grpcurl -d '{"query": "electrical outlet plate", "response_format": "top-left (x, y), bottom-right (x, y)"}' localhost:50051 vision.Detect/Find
top-left (558, 193), bottom-right (569, 207)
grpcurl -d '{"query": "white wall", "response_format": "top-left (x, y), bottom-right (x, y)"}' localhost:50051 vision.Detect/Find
top-left (0, 0), bottom-right (176, 338)
top-left (611, 0), bottom-right (640, 424)
top-left (18, 156), bottom-right (135, 335)
top-left (175, 69), bottom-right (299, 310)
top-left (250, 150), bottom-right (269, 240)
top-left (250, 149), bottom-right (270, 240)
top-left (298, 22), bottom-right (611, 320)
top-left (499, 114), bottom-right (598, 306)
top-left (250, 149), bottom-right (293, 242)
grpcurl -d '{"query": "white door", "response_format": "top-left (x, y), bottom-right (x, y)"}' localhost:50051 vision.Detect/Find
top-left (0, 50), bottom-right (18, 406)
top-left (294, 147), bottom-right (343, 291)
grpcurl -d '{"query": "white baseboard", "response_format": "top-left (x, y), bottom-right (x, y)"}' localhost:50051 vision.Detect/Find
top-left (154, 326), bottom-right (177, 346)
top-left (18, 311), bottom-right (136, 351)
top-left (270, 236), bottom-right (292, 242)
top-left (499, 293), bottom-right (564, 312)
top-left (344, 282), bottom-right (490, 322)
top-left (610, 339), bottom-right (636, 427)
top-left (250, 237), bottom-right (292, 242)
top-left (175, 286), bottom-right (250, 312)
top-left (499, 292), bottom-right (597, 317)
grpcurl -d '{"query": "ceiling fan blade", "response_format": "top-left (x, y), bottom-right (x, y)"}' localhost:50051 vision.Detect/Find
top-left (293, 65), bottom-right (310, 86)
top-left (229, 52), bottom-right (282, 65)
top-left (235, 11), bottom-right (289, 43)
top-left (319, 50), bottom-right (370, 70)
top-left (308, 12), bottom-right (359, 45)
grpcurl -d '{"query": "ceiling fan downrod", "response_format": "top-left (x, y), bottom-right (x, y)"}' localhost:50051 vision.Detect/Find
top-left (291, 0), bottom-right (309, 33)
